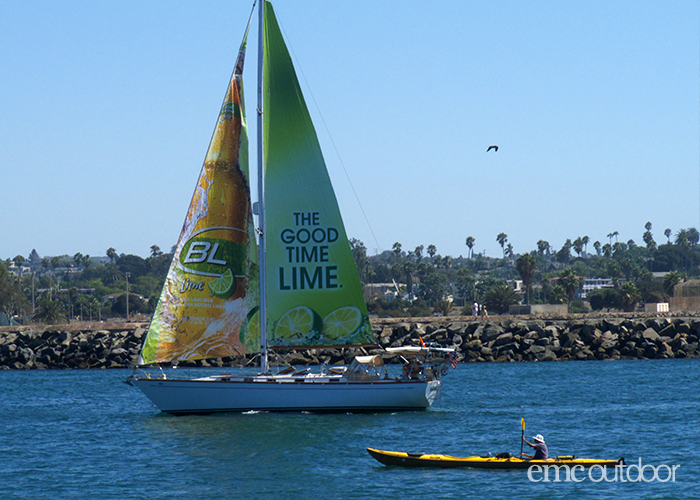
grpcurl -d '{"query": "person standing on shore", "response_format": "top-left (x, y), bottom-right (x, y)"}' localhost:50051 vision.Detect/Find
top-left (480, 304), bottom-right (488, 319)
top-left (472, 302), bottom-right (479, 317)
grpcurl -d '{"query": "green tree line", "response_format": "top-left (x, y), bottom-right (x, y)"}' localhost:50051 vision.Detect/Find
top-left (351, 223), bottom-right (700, 317)
top-left (2, 223), bottom-right (699, 324)
top-left (1, 246), bottom-right (171, 325)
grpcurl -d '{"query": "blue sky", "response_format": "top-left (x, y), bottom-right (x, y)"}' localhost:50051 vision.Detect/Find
top-left (1, 0), bottom-right (698, 261)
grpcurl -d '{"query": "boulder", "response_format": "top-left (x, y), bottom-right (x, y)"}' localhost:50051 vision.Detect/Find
top-left (529, 345), bottom-right (546, 354)
top-left (658, 324), bottom-right (676, 338)
top-left (541, 325), bottom-right (560, 339)
top-left (641, 328), bottom-right (660, 342)
top-left (560, 331), bottom-right (578, 348)
top-left (676, 322), bottom-right (691, 335)
top-left (482, 325), bottom-right (505, 343)
top-left (659, 342), bottom-right (674, 358)
top-left (537, 348), bottom-right (557, 362)
top-left (493, 332), bottom-right (514, 347)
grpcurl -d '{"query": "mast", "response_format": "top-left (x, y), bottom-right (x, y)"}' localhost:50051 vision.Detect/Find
top-left (256, 0), bottom-right (269, 374)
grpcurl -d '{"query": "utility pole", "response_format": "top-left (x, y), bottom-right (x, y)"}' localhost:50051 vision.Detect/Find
top-left (125, 272), bottom-right (130, 321)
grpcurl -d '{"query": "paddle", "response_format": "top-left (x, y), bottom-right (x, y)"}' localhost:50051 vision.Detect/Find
top-left (520, 418), bottom-right (525, 458)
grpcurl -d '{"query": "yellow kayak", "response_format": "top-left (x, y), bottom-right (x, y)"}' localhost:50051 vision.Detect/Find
top-left (367, 448), bottom-right (624, 469)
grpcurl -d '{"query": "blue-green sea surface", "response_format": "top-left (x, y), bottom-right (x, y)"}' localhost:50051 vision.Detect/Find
top-left (1, 359), bottom-right (697, 499)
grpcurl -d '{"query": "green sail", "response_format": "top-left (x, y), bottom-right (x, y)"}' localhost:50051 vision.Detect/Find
top-left (262, 1), bottom-right (372, 348)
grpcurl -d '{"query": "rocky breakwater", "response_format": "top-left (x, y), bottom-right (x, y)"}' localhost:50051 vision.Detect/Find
top-left (0, 325), bottom-right (147, 370)
top-left (379, 316), bottom-right (700, 363)
top-left (2, 315), bottom-right (700, 370)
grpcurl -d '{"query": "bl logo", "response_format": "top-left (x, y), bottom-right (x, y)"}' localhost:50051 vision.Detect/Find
top-left (183, 241), bottom-right (227, 266)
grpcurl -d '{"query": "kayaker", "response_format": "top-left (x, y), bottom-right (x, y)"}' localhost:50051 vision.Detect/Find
top-left (521, 434), bottom-right (548, 460)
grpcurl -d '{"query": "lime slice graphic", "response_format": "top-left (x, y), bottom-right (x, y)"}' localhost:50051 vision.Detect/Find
top-left (240, 306), bottom-right (260, 348)
top-left (274, 306), bottom-right (322, 341)
top-left (322, 306), bottom-right (363, 339)
top-left (208, 268), bottom-right (235, 298)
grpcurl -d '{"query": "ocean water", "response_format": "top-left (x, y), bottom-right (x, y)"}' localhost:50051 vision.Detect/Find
top-left (1, 359), bottom-right (697, 499)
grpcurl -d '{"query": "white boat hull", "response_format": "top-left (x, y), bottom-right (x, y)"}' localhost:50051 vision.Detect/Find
top-left (132, 375), bottom-right (440, 414)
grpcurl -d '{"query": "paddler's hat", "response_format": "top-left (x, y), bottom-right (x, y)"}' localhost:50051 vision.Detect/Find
top-left (534, 434), bottom-right (545, 443)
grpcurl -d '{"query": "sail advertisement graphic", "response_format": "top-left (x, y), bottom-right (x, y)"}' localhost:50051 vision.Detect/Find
top-left (262, 2), bottom-right (372, 348)
top-left (140, 30), bottom-right (258, 365)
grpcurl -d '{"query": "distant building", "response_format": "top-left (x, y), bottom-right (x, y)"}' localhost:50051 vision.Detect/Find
top-left (507, 279), bottom-right (523, 293)
top-left (670, 280), bottom-right (700, 312)
top-left (363, 283), bottom-right (401, 301)
top-left (581, 278), bottom-right (613, 299)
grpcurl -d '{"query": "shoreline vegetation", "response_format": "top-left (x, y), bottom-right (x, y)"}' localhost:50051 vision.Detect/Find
top-left (1, 312), bottom-right (698, 370)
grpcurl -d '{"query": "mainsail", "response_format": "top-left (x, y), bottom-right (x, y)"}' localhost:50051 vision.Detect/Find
top-left (139, 22), bottom-right (259, 365)
top-left (262, 1), bottom-right (373, 348)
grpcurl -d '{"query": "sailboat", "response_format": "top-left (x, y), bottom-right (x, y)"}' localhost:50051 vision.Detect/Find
top-left (130, 0), bottom-right (455, 414)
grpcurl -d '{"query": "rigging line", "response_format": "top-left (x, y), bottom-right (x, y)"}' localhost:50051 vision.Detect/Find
top-left (277, 20), bottom-right (383, 255)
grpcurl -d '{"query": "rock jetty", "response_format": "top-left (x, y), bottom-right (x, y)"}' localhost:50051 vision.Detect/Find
top-left (1, 315), bottom-right (699, 370)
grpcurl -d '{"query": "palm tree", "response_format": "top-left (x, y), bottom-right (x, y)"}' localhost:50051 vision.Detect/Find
top-left (675, 229), bottom-right (689, 246)
top-left (505, 243), bottom-right (514, 259)
top-left (90, 297), bottom-right (102, 321)
top-left (687, 227), bottom-right (699, 246)
top-left (675, 229), bottom-right (691, 272)
top-left (432, 299), bottom-right (453, 316)
top-left (593, 240), bottom-right (602, 256)
top-left (555, 239), bottom-right (572, 266)
top-left (349, 238), bottom-right (368, 281)
top-left (581, 236), bottom-right (590, 257)
top-left (465, 236), bottom-right (475, 259)
top-left (392, 242), bottom-right (402, 261)
top-left (664, 228), bottom-right (672, 244)
top-left (537, 240), bottom-right (550, 256)
top-left (483, 282), bottom-right (519, 314)
top-left (427, 244), bottom-right (437, 261)
top-left (150, 245), bottom-right (162, 257)
top-left (573, 237), bottom-right (583, 258)
top-left (516, 253), bottom-right (537, 304)
top-left (104, 263), bottom-right (121, 285)
top-left (414, 245), bottom-right (424, 262)
top-left (33, 298), bottom-right (67, 325)
top-left (107, 247), bottom-right (117, 263)
top-left (558, 268), bottom-right (583, 309)
top-left (619, 282), bottom-right (641, 312)
top-left (642, 230), bottom-right (657, 271)
top-left (663, 271), bottom-right (682, 295)
top-left (496, 233), bottom-right (508, 258)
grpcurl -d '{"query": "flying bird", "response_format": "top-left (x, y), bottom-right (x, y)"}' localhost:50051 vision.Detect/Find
top-left (486, 145), bottom-right (498, 152)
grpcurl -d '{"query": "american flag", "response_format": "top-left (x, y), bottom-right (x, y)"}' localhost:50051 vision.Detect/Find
top-left (450, 354), bottom-right (458, 369)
